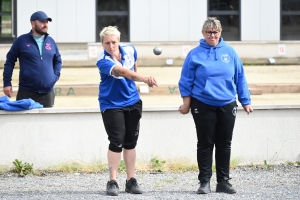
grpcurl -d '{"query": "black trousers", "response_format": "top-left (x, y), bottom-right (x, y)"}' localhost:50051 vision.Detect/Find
top-left (101, 100), bottom-right (142, 153)
top-left (190, 97), bottom-right (237, 183)
top-left (16, 87), bottom-right (55, 108)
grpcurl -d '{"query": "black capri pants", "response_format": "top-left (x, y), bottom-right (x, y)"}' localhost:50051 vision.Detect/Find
top-left (101, 100), bottom-right (142, 153)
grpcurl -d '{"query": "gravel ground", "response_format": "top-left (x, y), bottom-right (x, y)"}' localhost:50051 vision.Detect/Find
top-left (0, 164), bottom-right (299, 200)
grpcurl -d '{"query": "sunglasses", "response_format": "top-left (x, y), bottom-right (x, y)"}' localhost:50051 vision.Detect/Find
top-left (206, 31), bottom-right (220, 36)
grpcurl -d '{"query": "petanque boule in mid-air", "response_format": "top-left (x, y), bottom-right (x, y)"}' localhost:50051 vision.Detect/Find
top-left (153, 46), bottom-right (162, 55)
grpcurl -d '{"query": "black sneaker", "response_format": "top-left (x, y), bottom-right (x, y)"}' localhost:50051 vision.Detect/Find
top-left (197, 181), bottom-right (211, 194)
top-left (125, 177), bottom-right (143, 194)
top-left (106, 180), bottom-right (119, 196)
top-left (216, 178), bottom-right (237, 194)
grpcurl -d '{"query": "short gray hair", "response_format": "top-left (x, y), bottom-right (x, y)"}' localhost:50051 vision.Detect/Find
top-left (202, 17), bottom-right (222, 32)
top-left (99, 26), bottom-right (121, 42)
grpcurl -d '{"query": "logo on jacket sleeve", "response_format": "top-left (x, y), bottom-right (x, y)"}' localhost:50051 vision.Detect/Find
top-left (45, 43), bottom-right (52, 50)
top-left (232, 106), bottom-right (237, 116)
top-left (221, 53), bottom-right (230, 63)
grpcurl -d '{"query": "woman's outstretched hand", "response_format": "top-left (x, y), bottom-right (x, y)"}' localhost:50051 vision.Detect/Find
top-left (144, 76), bottom-right (158, 87)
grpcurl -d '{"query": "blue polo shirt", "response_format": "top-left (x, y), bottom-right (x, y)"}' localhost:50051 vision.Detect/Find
top-left (96, 44), bottom-right (140, 112)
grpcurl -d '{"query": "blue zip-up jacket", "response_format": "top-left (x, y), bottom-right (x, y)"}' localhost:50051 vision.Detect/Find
top-left (3, 30), bottom-right (62, 93)
top-left (179, 37), bottom-right (251, 107)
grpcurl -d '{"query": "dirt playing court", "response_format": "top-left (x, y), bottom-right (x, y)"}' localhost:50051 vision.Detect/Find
top-left (1, 65), bottom-right (300, 107)
top-left (55, 65), bottom-right (300, 107)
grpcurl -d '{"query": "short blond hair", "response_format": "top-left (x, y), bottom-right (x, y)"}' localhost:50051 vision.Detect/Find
top-left (99, 26), bottom-right (121, 42)
top-left (202, 17), bottom-right (222, 32)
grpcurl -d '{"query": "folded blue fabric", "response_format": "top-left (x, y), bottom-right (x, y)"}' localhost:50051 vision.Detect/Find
top-left (0, 96), bottom-right (43, 111)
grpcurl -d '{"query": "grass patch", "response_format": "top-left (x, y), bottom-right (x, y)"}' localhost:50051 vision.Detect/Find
top-left (135, 157), bottom-right (198, 172)
top-left (150, 158), bottom-right (166, 172)
top-left (286, 161), bottom-right (295, 165)
top-left (118, 160), bottom-right (126, 172)
top-left (7, 158), bottom-right (197, 174)
top-left (43, 157), bottom-right (241, 174)
top-left (47, 160), bottom-right (108, 173)
top-left (286, 161), bottom-right (300, 166)
top-left (263, 160), bottom-right (274, 169)
top-left (230, 157), bottom-right (242, 169)
top-left (13, 159), bottom-right (33, 177)
top-left (5, 157), bottom-right (298, 175)
top-left (164, 158), bottom-right (198, 172)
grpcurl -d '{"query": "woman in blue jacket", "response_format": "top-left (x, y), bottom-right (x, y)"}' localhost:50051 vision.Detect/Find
top-left (178, 17), bottom-right (253, 194)
top-left (96, 26), bottom-right (158, 196)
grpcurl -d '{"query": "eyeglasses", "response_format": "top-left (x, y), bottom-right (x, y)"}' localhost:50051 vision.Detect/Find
top-left (206, 31), bottom-right (220, 36)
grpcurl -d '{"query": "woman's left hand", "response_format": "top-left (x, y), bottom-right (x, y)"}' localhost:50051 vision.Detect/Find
top-left (178, 104), bottom-right (190, 114)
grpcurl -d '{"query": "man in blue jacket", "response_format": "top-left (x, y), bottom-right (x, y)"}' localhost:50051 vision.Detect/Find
top-left (3, 11), bottom-right (62, 108)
